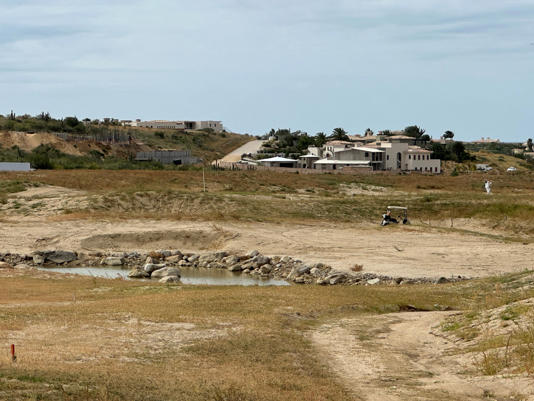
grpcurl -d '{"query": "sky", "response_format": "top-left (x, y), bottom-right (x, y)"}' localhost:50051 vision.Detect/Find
top-left (1, 0), bottom-right (533, 141)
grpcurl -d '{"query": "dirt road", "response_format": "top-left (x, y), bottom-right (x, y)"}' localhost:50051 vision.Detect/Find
top-left (311, 312), bottom-right (534, 400)
top-left (218, 139), bottom-right (265, 162)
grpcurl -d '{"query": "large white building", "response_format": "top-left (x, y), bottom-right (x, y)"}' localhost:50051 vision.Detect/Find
top-left (301, 136), bottom-right (441, 173)
top-left (131, 120), bottom-right (223, 132)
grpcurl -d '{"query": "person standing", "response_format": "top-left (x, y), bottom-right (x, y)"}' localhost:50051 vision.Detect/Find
top-left (484, 180), bottom-right (492, 194)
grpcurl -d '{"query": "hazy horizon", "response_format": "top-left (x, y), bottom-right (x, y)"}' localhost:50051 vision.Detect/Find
top-left (2, 0), bottom-right (533, 141)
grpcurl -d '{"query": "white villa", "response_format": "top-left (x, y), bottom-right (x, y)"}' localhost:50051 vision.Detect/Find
top-left (300, 135), bottom-right (441, 173)
top-left (131, 120), bottom-right (223, 132)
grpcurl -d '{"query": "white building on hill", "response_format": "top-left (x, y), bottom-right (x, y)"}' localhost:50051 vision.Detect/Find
top-left (301, 136), bottom-right (441, 173)
top-left (135, 120), bottom-right (223, 132)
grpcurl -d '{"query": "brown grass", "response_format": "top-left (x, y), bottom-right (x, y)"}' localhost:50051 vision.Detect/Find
top-left (4, 268), bottom-right (530, 400)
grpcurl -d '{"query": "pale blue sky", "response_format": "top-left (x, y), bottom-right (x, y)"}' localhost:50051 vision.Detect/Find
top-left (2, 0), bottom-right (533, 140)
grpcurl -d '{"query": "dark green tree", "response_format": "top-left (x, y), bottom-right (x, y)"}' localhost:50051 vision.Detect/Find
top-left (443, 130), bottom-right (454, 140)
top-left (331, 128), bottom-right (349, 141)
top-left (527, 138), bottom-right (533, 152)
top-left (315, 132), bottom-right (327, 147)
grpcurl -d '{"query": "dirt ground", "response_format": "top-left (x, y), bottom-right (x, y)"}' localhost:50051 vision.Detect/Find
top-left (1, 215), bottom-right (533, 279)
top-left (311, 312), bottom-right (534, 400)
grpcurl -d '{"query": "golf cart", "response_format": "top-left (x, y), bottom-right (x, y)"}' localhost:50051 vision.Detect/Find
top-left (381, 206), bottom-right (409, 226)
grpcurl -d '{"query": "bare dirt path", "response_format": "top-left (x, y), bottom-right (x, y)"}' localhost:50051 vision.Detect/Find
top-left (311, 312), bottom-right (534, 400)
top-left (218, 139), bottom-right (265, 162)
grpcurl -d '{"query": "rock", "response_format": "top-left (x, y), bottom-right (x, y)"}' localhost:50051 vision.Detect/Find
top-left (43, 251), bottom-right (77, 264)
top-left (145, 256), bottom-right (154, 264)
top-left (178, 260), bottom-right (192, 267)
top-left (151, 267), bottom-right (181, 279)
top-left (159, 276), bottom-right (180, 284)
top-left (259, 264), bottom-right (272, 274)
top-left (104, 257), bottom-right (124, 266)
top-left (14, 263), bottom-right (32, 270)
top-left (294, 277), bottom-right (306, 284)
top-left (223, 255), bottom-right (240, 265)
top-left (228, 264), bottom-right (243, 272)
top-left (434, 277), bottom-right (449, 284)
top-left (188, 254), bottom-right (200, 263)
top-left (144, 263), bottom-right (166, 274)
top-left (367, 278), bottom-right (380, 285)
top-left (171, 250), bottom-right (183, 257)
top-left (32, 254), bottom-right (45, 265)
top-left (296, 265), bottom-right (311, 275)
top-left (329, 276), bottom-right (346, 285)
top-left (165, 255), bottom-right (183, 263)
top-left (0, 262), bottom-right (13, 269)
top-left (248, 250), bottom-right (260, 258)
top-left (158, 250), bottom-right (172, 257)
top-left (128, 269), bottom-right (150, 279)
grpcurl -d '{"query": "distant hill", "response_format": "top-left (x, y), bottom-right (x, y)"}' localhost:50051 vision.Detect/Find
top-left (0, 114), bottom-right (253, 168)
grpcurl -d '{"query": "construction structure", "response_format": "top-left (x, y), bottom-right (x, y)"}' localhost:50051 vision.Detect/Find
top-left (135, 150), bottom-right (200, 165)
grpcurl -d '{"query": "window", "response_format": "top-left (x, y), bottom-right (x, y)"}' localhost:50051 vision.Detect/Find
top-left (418, 155), bottom-right (421, 160)
top-left (427, 155), bottom-right (430, 160)
top-left (387, 155), bottom-right (389, 160)
top-left (435, 167), bottom-right (438, 172)
top-left (365, 152), bottom-right (369, 157)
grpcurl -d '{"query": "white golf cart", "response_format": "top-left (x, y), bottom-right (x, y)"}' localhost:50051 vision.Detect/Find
top-left (381, 206), bottom-right (409, 226)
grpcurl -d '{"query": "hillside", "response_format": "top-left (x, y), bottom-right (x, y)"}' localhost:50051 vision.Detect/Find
top-left (0, 127), bottom-right (252, 168)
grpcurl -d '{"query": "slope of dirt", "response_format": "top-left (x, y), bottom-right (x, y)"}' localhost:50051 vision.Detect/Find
top-left (80, 229), bottom-right (236, 251)
top-left (0, 131), bottom-right (83, 155)
top-left (311, 312), bottom-right (534, 400)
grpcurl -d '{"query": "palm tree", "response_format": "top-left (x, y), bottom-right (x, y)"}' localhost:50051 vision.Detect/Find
top-left (331, 128), bottom-right (349, 141)
top-left (315, 132), bottom-right (327, 147)
top-left (443, 130), bottom-right (454, 140)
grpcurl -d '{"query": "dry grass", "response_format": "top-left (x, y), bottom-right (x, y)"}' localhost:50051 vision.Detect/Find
top-left (3, 268), bottom-right (530, 400)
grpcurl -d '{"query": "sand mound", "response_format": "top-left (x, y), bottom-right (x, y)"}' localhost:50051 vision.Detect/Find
top-left (80, 229), bottom-right (235, 252)
top-left (0, 131), bottom-right (83, 155)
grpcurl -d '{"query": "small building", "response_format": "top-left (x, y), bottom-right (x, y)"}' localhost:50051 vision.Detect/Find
top-left (257, 156), bottom-right (298, 168)
top-left (0, 162), bottom-right (31, 172)
top-left (299, 154), bottom-right (320, 169)
top-left (135, 150), bottom-right (200, 165)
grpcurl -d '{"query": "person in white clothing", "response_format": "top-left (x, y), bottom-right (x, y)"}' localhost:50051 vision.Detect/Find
top-left (484, 180), bottom-right (492, 194)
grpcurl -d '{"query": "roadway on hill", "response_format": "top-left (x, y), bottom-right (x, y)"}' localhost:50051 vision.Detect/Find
top-left (218, 140), bottom-right (265, 163)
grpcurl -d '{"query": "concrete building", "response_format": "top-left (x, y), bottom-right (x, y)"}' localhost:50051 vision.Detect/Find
top-left (137, 120), bottom-right (223, 132)
top-left (135, 150), bottom-right (200, 165)
top-left (0, 162), bottom-right (31, 171)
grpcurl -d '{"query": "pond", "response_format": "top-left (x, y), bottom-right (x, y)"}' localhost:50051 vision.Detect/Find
top-left (38, 267), bottom-right (290, 286)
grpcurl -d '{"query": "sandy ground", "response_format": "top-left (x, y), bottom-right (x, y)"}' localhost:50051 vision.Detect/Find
top-left (1, 184), bottom-right (533, 279)
top-left (218, 139), bottom-right (265, 162)
top-left (1, 217), bottom-right (533, 279)
top-left (311, 312), bottom-right (534, 400)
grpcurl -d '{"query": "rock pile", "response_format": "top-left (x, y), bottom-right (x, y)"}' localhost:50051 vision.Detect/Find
top-left (0, 250), bottom-right (470, 286)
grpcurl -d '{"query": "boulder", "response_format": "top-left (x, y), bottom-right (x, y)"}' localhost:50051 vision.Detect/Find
top-left (0, 262), bottom-right (13, 269)
top-left (43, 251), bottom-right (77, 264)
top-left (434, 277), bottom-right (449, 284)
top-left (188, 254), bottom-right (200, 263)
top-left (145, 256), bottom-right (154, 264)
top-left (32, 254), bottom-right (45, 265)
top-left (128, 269), bottom-right (150, 279)
top-left (165, 255), bottom-right (183, 263)
top-left (159, 276), bottom-right (180, 284)
top-left (248, 250), bottom-right (260, 258)
top-left (144, 263), bottom-right (166, 274)
top-left (296, 265), bottom-right (311, 275)
top-left (228, 264), bottom-right (243, 272)
top-left (259, 264), bottom-right (272, 274)
top-left (367, 278), bottom-right (380, 285)
top-left (104, 257), bottom-right (124, 266)
top-left (222, 255), bottom-right (240, 265)
top-left (151, 267), bottom-right (181, 279)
